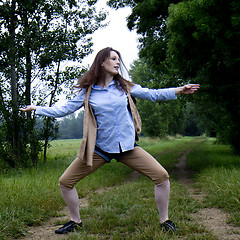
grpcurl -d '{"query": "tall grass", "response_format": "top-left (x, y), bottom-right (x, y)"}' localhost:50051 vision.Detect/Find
top-left (187, 138), bottom-right (240, 170)
top-left (197, 168), bottom-right (240, 226)
top-left (187, 138), bottom-right (240, 226)
top-left (0, 166), bottom-right (63, 238)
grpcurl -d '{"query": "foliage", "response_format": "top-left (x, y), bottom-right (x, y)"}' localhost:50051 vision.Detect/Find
top-left (110, 0), bottom-right (203, 139)
top-left (183, 102), bottom-right (205, 136)
top-left (130, 59), bottom-right (201, 137)
top-left (107, 0), bottom-right (181, 73)
top-left (109, 0), bottom-right (240, 154)
top-left (166, 0), bottom-right (240, 153)
top-left (0, 0), bottom-right (106, 167)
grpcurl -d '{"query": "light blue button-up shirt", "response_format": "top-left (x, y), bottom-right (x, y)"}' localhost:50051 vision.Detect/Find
top-left (36, 81), bottom-right (177, 153)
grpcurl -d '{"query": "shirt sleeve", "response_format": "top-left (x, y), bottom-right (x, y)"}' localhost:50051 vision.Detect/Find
top-left (35, 89), bottom-right (86, 118)
top-left (130, 84), bottom-right (177, 102)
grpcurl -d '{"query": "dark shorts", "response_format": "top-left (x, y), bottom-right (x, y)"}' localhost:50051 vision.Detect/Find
top-left (94, 143), bottom-right (139, 163)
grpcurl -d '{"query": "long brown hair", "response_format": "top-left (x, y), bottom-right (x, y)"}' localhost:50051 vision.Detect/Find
top-left (74, 47), bottom-right (134, 92)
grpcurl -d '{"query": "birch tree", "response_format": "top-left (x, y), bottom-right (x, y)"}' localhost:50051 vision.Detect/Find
top-left (0, 0), bottom-right (106, 167)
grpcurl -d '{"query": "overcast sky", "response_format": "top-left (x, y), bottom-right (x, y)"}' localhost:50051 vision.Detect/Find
top-left (82, 0), bottom-right (140, 69)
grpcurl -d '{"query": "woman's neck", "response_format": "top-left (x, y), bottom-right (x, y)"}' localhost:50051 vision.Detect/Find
top-left (98, 74), bottom-right (114, 88)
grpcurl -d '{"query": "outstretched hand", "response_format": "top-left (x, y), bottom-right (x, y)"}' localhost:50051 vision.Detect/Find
top-left (19, 105), bottom-right (36, 113)
top-left (175, 84), bottom-right (200, 95)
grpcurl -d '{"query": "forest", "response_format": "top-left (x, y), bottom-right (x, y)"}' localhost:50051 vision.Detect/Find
top-left (0, 0), bottom-right (240, 168)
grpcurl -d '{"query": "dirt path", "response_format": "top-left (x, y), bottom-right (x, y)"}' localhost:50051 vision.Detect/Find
top-left (22, 149), bottom-right (240, 240)
top-left (174, 148), bottom-right (240, 240)
top-left (23, 197), bottom-right (89, 240)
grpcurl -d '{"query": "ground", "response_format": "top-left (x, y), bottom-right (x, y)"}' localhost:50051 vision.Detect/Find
top-left (174, 149), bottom-right (240, 240)
top-left (22, 149), bottom-right (240, 240)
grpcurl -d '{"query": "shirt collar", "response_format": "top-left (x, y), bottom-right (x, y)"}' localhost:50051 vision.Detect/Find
top-left (92, 80), bottom-right (115, 90)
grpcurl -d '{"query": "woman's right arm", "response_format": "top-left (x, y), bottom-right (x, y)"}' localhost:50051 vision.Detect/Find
top-left (20, 90), bottom-right (86, 118)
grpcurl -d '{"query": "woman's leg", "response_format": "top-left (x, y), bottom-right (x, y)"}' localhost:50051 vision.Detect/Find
top-left (154, 180), bottom-right (170, 223)
top-left (59, 186), bottom-right (82, 223)
top-left (119, 147), bottom-right (170, 223)
top-left (58, 153), bottom-right (106, 224)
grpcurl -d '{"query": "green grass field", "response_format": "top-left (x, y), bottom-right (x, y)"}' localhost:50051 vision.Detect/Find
top-left (0, 136), bottom-right (239, 239)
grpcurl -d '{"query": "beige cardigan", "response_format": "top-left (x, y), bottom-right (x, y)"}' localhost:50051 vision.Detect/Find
top-left (77, 82), bottom-right (142, 166)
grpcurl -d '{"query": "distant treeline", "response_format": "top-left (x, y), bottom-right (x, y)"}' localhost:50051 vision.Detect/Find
top-left (57, 111), bottom-right (84, 139)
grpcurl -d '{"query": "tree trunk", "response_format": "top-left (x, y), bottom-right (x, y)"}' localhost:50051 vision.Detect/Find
top-left (9, 0), bottom-right (20, 166)
top-left (43, 61), bottom-right (61, 163)
top-left (23, 11), bottom-right (39, 166)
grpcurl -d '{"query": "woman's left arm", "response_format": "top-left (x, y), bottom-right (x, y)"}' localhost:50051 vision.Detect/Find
top-left (130, 84), bottom-right (200, 102)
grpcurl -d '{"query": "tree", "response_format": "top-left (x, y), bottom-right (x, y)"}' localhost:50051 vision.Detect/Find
top-left (130, 59), bottom-right (186, 137)
top-left (183, 102), bottom-right (204, 136)
top-left (109, 0), bottom-right (240, 153)
top-left (0, 0), bottom-right (106, 167)
top-left (167, 0), bottom-right (240, 153)
top-left (107, 0), bottom-right (181, 73)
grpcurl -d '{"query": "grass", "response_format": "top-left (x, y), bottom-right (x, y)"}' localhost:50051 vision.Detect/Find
top-left (0, 163), bottom-right (65, 238)
top-left (0, 136), bottom-right (239, 239)
top-left (40, 138), bottom-right (82, 160)
top-left (62, 179), bottom-right (215, 240)
top-left (186, 138), bottom-right (240, 226)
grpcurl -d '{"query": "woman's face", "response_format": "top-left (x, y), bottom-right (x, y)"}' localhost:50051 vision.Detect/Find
top-left (102, 51), bottom-right (120, 76)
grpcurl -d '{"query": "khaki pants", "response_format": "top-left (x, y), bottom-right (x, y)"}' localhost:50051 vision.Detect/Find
top-left (59, 146), bottom-right (169, 189)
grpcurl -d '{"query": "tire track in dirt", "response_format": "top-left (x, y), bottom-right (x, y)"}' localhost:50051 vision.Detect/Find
top-left (174, 148), bottom-right (240, 240)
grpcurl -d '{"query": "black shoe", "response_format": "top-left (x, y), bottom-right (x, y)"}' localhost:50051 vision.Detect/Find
top-left (161, 220), bottom-right (179, 232)
top-left (55, 220), bottom-right (82, 234)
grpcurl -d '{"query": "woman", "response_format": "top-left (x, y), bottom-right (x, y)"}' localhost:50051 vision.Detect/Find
top-left (21, 47), bottom-right (199, 234)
